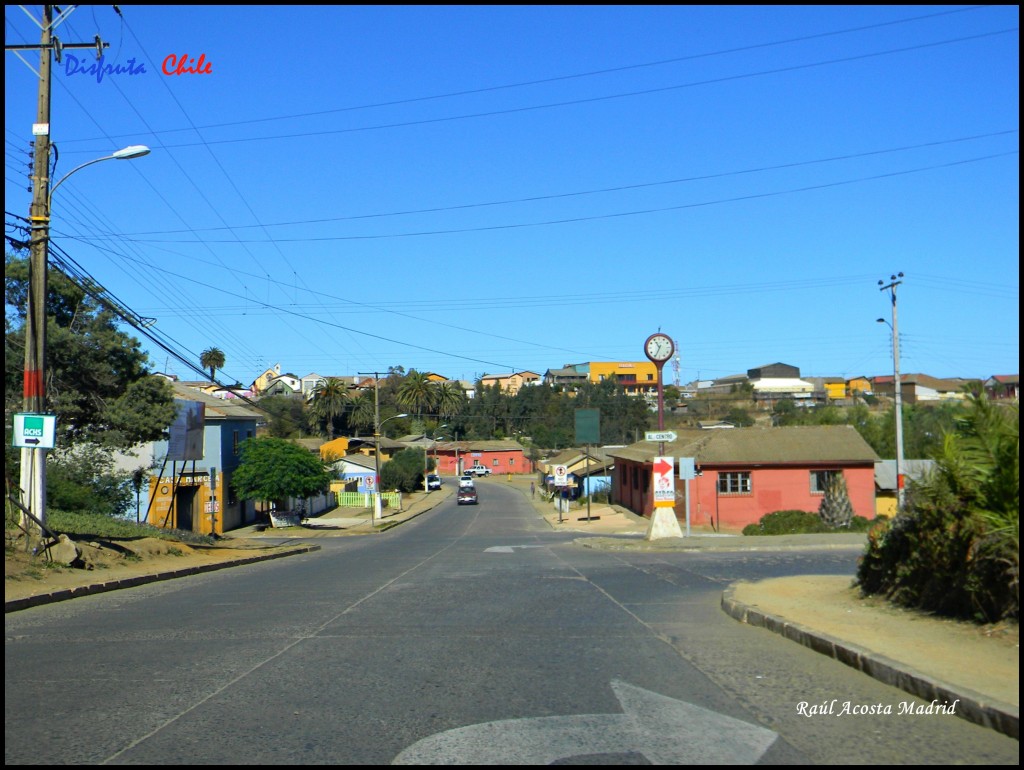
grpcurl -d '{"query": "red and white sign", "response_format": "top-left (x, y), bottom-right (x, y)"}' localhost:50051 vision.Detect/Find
top-left (554, 465), bottom-right (569, 487)
top-left (365, 475), bottom-right (376, 491)
top-left (653, 456), bottom-right (675, 507)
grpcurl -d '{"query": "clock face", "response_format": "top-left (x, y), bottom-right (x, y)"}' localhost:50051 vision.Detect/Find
top-left (645, 333), bottom-right (674, 362)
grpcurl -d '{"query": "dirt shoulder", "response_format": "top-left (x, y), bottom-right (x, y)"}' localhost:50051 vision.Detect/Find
top-left (5, 533), bottom-right (311, 605)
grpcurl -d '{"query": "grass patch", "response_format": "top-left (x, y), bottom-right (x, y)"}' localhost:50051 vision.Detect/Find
top-left (46, 509), bottom-right (216, 545)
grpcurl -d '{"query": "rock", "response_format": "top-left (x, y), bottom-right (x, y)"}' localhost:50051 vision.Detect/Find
top-left (47, 534), bottom-right (82, 567)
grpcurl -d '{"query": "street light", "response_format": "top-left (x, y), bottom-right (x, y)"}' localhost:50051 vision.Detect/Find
top-left (373, 412), bottom-right (408, 526)
top-left (20, 144), bottom-right (152, 531)
top-left (878, 272), bottom-right (905, 510)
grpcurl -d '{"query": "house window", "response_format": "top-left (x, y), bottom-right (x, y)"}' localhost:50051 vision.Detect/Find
top-left (233, 430), bottom-right (240, 455)
top-left (718, 471), bottom-right (752, 495)
top-left (811, 470), bottom-right (841, 494)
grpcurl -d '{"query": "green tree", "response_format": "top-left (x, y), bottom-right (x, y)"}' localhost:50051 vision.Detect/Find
top-left (231, 437), bottom-right (333, 511)
top-left (256, 394), bottom-right (307, 438)
top-left (199, 347), bottom-right (225, 382)
top-left (5, 254), bottom-right (175, 451)
top-left (381, 447), bottom-right (427, 493)
top-left (308, 377), bottom-right (349, 440)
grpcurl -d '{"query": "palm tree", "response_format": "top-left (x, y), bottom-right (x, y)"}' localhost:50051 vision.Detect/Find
top-left (309, 377), bottom-right (349, 440)
top-left (200, 347), bottom-right (225, 382)
top-left (350, 391), bottom-right (376, 435)
top-left (397, 370), bottom-right (436, 421)
top-left (434, 380), bottom-right (466, 420)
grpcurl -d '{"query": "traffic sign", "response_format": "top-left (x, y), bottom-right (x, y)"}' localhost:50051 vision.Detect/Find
top-left (553, 465), bottom-right (568, 487)
top-left (13, 413), bottom-right (56, 449)
top-left (645, 431), bottom-right (677, 443)
top-left (652, 456), bottom-right (675, 507)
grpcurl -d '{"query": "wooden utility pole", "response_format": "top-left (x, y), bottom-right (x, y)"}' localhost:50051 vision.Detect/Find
top-left (19, 4), bottom-right (54, 530)
top-left (8, 6), bottom-right (112, 530)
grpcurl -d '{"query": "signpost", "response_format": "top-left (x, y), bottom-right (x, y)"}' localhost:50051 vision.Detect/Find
top-left (644, 333), bottom-right (684, 541)
top-left (645, 431), bottom-right (677, 443)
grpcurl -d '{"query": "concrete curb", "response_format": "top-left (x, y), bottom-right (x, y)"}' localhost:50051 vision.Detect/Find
top-left (576, 536), bottom-right (867, 552)
top-left (721, 585), bottom-right (1019, 740)
top-left (5, 545), bottom-right (320, 614)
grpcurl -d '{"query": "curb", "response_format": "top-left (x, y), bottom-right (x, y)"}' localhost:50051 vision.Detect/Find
top-left (576, 536), bottom-right (867, 552)
top-left (721, 585), bottom-right (1019, 740)
top-left (5, 544), bottom-right (320, 614)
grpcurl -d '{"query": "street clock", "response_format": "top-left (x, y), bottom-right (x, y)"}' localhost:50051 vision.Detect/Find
top-left (644, 333), bottom-right (674, 364)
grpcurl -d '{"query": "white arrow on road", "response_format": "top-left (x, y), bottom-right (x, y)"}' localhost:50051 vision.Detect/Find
top-left (484, 545), bottom-right (547, 553)
top-left (392, 679), bottom-right (778, 764)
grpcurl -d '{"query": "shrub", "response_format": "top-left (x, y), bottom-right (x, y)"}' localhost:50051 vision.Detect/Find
top-left (743, 510), bottom-right (827, 536)
top-left (818, 473), bottom-right (854, 528)
top-left (856, 392), bottom-right (1018, 622)
top-left (743, 509), bottom-right (874, 536)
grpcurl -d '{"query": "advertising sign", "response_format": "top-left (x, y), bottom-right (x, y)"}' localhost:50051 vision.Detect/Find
top-left (653, 456), bottom-right (675, 507)
top-left (13, 413), bottom-right (57, 449)
top-left (166, 400), bottom-right (205, 461)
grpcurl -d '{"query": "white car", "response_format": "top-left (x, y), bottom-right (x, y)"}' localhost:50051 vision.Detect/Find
top-left (468, 465), bottom-right (492, 477)
top-left (458, 475), bottom-right (475, 489)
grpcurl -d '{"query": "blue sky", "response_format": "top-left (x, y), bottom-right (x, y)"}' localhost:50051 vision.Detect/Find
top-left (5, 5), bottom-right (1019, 388)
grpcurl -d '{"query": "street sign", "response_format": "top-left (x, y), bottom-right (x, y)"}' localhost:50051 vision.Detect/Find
top-left (652, 456), bottom-right (675, 507)
top-left (554, 465), bottom-right (568, 487)
top-left (365, 475), bottom-right (376, 491)
top-left (13, 413), bottom-right (57, 449)
top-left (678, 457), bottom-right (696, 480)
top-left (645, 431), bottom-right (677, 443)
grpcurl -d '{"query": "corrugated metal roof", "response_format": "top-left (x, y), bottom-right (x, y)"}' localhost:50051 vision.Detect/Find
top-left (171, 382), bottom-right (262, 420)
top-left (608, 426), bottom-right (879, 465)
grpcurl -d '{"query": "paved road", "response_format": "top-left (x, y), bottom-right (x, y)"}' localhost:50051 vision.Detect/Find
top-left (5, 482), bottom-right (1017, 764)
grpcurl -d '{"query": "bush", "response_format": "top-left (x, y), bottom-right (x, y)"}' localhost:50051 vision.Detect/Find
top-left (743, 509), bottom-right (874, 536)
top-left (743, 510), bottom-right (827, 536)
top-left (856, 392), bottom-right (1018, 622)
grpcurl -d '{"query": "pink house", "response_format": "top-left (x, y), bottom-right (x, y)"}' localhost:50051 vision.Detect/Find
top-left (609, 426), bottom-right (879, 531)
top-left (432, 439), bottom-right (532, 476)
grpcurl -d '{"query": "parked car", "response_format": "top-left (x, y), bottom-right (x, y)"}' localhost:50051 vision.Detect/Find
top-left (458, 475), bottom-right (475, 489)
top-left (426, 474), bottom-right (442, 490)
top-left (468, 464), bottom-right (492, 477)
top-left (457, 487), bottom-right (478, 505)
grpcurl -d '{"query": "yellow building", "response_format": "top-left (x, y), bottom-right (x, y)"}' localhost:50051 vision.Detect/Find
top-left (586, 361), bottom-right (659, 396)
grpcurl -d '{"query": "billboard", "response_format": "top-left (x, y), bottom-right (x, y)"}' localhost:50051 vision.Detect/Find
top-left (167, 400), bottom-right (205, 461)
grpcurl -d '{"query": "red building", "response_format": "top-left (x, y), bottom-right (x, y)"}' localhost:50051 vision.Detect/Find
top-left (432, 439), bottom-right (531, 476)
top-left (609, 426), bottom-right (879, 531)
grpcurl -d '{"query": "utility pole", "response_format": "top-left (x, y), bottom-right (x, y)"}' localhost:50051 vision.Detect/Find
top-left (19, 5), bottom-right (54, 532)
top-left (9, 6), bottom-right (111, 531)
top-left (879, 273), bottom-right (905, 510)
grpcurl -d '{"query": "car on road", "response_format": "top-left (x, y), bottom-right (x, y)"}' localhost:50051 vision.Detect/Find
top-left (458, 475), bottom-right (475, 489)
top-left (426, 474), bottom-right (442, 490)
top-left (467, 464), bottom-right (492, 477)
top-left (457, 487), bottom-right (478, 505)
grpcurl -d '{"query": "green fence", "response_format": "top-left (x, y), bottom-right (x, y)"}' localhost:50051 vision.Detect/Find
top-left (335, 491), bottom-right (401, 510)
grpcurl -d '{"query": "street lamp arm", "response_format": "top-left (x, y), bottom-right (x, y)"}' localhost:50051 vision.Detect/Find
top-left (48, 145), bottom-right (151, 204)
